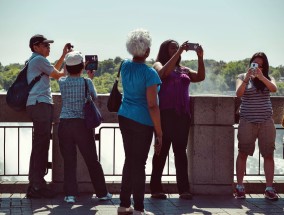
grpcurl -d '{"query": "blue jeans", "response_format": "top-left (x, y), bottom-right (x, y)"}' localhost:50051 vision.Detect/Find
top-left (26, 102), bottom-right (53, 189)
top-left (58, 118), bottom-right (107, 197)
top-left (150, 109), bottom-right (190, 194)
top-left (118, 116), bottom-right (153, 211)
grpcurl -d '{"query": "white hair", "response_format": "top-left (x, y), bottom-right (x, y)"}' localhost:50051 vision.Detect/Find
top-left (126, 28), bottom-right (152, 57)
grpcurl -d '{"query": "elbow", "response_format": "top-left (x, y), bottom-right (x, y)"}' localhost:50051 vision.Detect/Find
top-left (148, 102), bottom-right (159, 111)
top-left (270, 88), bottom-right (277, 93)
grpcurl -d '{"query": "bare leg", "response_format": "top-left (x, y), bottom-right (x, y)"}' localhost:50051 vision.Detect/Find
top-left (263, 154), bottom-right (274, 187)
top-left (236, 152), bottom-right (248, 186)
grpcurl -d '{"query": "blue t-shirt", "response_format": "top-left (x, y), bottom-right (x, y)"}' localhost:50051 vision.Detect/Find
top-left (58, 77), bottom-right (96, 119)
top-left (26, 53), bottom-right (54, 106)
top-left (118, 60), bottom-right (162, 126)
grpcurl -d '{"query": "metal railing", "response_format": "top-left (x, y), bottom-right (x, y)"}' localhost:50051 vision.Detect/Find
top-left (1, 124), bottom-right (284, 179)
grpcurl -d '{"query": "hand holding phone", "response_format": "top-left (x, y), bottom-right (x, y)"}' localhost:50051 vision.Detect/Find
top-left (186, 43), bottom-right (199, 51)
top-left (85, 55), bottom-right (98, 70)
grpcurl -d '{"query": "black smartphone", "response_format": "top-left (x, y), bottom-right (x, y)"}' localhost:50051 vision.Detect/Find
top-left (85, 55), bottom-right (98, 70)
top-left (187, 43), bottom-right (199, 51)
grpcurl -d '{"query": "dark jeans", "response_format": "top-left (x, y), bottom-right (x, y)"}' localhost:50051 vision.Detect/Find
top-left (150, 109), bottom-right (190, 194)
top-left (26, 102), bottom-right (53, 189)
top-left (58, 118), bottom-right (107, 197)
top-left (118, 116), bottom-right (154, 212)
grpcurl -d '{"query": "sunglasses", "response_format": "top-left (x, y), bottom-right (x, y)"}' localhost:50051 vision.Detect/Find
top-left (34, 42), bottom-right (50, 48)
top-left (39, 43), bottom-right (50, 48)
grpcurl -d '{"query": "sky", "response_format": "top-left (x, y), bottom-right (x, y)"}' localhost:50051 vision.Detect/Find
top-left (0, 0), bottom-right (283, 67)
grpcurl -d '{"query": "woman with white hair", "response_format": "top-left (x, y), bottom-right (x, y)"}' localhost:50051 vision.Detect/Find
top-left (117, 29), bottom-right (162, 215)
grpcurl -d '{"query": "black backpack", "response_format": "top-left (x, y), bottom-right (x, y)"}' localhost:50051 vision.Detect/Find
top-left (6, 59), bottom-right (45, 111)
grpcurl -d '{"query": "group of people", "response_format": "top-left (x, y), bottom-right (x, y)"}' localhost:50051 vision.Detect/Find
top-left (24, 28), bottom-right (278, 215)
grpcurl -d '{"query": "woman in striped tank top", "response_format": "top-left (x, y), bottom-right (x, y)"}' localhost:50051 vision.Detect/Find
top-left (234, 52), bottom-right (279, 201)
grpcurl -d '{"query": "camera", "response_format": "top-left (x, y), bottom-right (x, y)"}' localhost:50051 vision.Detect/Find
top-left (66, 43), bottom-right (74, 50)
top-left (250, 62), bottom-right (258, 70)
top-left (85, 55), bottom-right (98, 70)
top-left (187, 43), bottom-right (199, 51)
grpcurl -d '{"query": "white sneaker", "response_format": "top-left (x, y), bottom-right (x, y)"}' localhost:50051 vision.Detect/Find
top-left (64, 196), bottom-right (76, 203)
top-left (133, 209), bottom-right (154, 215)
top-left (117, 206), bottom-right (134, 214)
top-left (98, 192), bottom-right (112, 201)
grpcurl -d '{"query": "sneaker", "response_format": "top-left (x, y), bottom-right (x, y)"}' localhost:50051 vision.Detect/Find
top-left (179, 192), bottom-right (192, 200)
top-left (117, 206), bottom-right (134, 215)
top-left (27, 186), bottom-right (56, 199)
top-left (264, 188), bottom-right (279, 201)
top-left (98, 192), bottom-right (112, 201)
top-left (133, 210), bottom-right (154, 215)
top-left (151, 192), bottom-right (167, 199)
top-left (234, 186), bottom-right (246, 199)
top-left (64, 196), bottom-right (76, 204)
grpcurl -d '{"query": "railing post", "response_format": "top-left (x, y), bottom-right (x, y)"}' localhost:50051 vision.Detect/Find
top-left (188, 96), bottom-right (235, 195)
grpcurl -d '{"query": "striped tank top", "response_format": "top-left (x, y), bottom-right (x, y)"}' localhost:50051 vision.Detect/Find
top-left (238, 73), bottom-right (272, 123)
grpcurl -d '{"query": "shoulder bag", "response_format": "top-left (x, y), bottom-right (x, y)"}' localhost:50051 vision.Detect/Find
top-left (107, 61), bottom-right (124, 112)
top-left (83, 78), bottom-right (103, 129)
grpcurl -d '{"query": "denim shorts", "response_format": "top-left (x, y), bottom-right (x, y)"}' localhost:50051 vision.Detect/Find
top-left (237, 118), bottom-right (276, 157)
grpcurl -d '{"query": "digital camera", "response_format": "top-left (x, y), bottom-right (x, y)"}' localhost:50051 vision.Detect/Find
top-left (66, 43), bottom-right (74, 50)
top-left (250, 62), bottom-right (258, 70)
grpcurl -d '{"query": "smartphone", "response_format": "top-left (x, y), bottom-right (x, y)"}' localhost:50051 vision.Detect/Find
top-left (250, 62), bottom-right (258, 69)
top-left (187, 43), bottom-right (199, 51)
top-left (85, 55), bottom-right (98, 70)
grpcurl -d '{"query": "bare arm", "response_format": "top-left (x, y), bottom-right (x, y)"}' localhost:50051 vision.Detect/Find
top-left (146, 85), bottom-right (162, 155)
top-left (50, 43), bottom-right (70, 80)
top-left (255, 68), bottom-right (277, 92)
top-left (154, 41), bottom-right (188, 79)
top-left (188, 46), bottom-right (205, 82)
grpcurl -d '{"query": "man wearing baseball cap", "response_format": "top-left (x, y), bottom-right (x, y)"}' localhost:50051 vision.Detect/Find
top-left (26, 34), bottom-right (71, 198)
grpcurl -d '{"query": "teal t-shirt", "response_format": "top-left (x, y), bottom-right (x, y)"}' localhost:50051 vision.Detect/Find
top-left (118, 60), bottom-right (162, 126)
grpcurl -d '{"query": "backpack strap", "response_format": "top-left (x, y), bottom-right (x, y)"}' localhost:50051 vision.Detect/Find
top-left (26, 56), bottom-right (47, 87)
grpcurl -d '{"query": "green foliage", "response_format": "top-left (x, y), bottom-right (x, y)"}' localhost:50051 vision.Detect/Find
top-left (1, 59), bottom-right (284, 96)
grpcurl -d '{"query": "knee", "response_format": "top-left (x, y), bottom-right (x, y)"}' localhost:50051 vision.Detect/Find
top-left (238, 152), bottom-right (248, 160)
top-left (263, 154), bottom-right (274, 161)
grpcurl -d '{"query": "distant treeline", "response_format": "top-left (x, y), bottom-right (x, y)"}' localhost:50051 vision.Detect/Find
top-left (1, 57), bottom-right (284, 96)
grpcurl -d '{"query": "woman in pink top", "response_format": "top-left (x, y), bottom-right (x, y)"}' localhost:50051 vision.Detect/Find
top-left (150, 40), bottom-right (205, 200)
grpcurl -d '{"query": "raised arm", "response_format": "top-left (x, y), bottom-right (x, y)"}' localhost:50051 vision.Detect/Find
top-left (50, 43), bottom-right (70, 80)
top-left (188, 45), bottom-right (205, 82)
top-left (154, 41), bottom-right (188, 79)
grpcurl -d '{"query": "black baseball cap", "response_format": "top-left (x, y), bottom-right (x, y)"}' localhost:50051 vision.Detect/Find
top-left (29, 34), bottom-right (54, 48)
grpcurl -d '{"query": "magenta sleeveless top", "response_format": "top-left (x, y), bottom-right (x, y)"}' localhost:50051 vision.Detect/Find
top-left (159, 66), bottom-right (191, 115)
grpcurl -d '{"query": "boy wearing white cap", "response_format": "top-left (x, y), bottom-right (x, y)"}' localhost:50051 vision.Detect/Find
top-left (58, 51), bottom-right (112, 204)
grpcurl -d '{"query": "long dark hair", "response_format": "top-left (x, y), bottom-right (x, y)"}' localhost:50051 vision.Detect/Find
top-left (156, 39), bottom-right (181, 66)
top-left (250, 52), bottom-right (270, 92)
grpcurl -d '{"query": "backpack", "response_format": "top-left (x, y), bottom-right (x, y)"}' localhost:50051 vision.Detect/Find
top-left (6, 59), bottom-right (45, 111)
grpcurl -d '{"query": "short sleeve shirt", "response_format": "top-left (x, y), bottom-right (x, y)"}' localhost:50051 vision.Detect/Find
top-left (58, 77), bottom-right (97, 119)
top-left (237, 73), bottom-right (272, 123)
top-left (118, 60), bottom-right (162, 126)
top-left (26, 53), bottom-right (54, 106)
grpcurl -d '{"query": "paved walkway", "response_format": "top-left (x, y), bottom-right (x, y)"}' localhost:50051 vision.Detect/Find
top-left (0, 193), bottom-right (283, 215)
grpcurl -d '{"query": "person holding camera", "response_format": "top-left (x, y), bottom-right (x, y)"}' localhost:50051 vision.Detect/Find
top-left (234, 52), bottom-right (278, 200)
top-left (26, 34), bottom-right (70, 198)
top-left (117, 28), bottom-right (162, 215)
top-left (58, 51), bottom-right (112, 204)
top-left (150, 40), bottom-right (205, 200)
